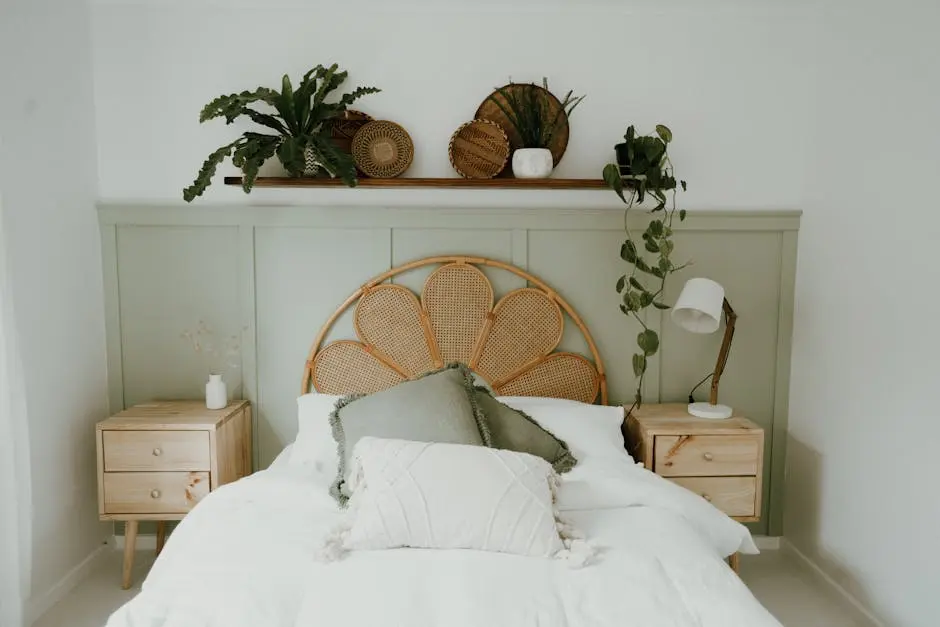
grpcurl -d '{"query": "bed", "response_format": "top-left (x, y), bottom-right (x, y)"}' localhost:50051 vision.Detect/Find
top-left (104, 256), bottom-right (781, 627)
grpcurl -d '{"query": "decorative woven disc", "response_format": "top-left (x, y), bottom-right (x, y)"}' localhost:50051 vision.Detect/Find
top-left (329, 109), bottom-right (373, 154)
top-left (475, 83), bottom-right (570, 173)
top-left (351, 120), bottom-right (414, 178)
top-left (448, 119), bottom-right (511, 179)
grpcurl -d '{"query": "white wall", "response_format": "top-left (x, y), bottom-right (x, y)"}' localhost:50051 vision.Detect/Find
top-left (785, 2), bottom-right (940, 626)
top-left (0, 1), bottom-right (110, 622)
top-left (91, 0), bottom-right (812, 209)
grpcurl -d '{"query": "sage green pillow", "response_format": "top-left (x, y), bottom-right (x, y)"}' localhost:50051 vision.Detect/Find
top-left (330, 363), bottom-right (489, 505)
top-left (474, 388), bottom-right (577, 474)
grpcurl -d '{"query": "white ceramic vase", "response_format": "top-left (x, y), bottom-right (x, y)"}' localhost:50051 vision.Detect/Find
top-left (205, 374), bottom-right (227, 410)
top-left (511, 148), bottom-right (554, 179)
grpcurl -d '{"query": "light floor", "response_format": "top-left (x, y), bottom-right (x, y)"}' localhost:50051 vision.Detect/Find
top-left (35, 549), bottom-right (867, 627)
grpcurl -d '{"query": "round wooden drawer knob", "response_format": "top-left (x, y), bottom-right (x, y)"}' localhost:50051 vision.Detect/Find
top-left (152, 447), bottom-right (163, 456)
top-left (150, 489), bottom-right (161, 499)
top-left (703, 452), bottom-right (714, 461)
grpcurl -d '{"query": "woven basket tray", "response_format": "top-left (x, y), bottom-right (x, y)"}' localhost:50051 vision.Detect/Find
top-left (352, 120), bottom-right (414, 178)
top-left (448, 119), bottom-right (510, 179)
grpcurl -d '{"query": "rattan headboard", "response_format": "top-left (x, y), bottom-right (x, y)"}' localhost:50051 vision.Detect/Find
top-left (302, 256), bottom-right (607, 404)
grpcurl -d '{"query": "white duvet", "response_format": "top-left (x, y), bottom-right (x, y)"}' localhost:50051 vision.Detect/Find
top-left (106, 453), bottom-right (781, 627)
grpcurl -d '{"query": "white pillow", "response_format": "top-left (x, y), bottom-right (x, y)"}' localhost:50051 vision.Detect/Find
top-left (289, 393), bottom-right (343, 481)
top-left (497, 397), bottom-right (626, 461)
top-left (322, 437), bottom-right (592, 564)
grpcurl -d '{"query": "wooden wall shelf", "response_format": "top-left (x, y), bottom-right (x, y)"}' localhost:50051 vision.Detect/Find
top-left (223, 176), bottom-right (608, 190)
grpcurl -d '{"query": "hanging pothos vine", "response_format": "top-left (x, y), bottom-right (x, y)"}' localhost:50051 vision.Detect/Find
top-left (602, 124), bottom-right (688, 412)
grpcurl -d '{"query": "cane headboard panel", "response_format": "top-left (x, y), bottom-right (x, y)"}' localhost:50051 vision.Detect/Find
top-left (302, 256), bottom-right (607, 404)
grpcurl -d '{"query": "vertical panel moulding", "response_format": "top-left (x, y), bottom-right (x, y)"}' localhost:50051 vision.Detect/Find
top-left (511, 229), bottom-right (528, 272)
top-left (100, 223), bottom-right (125, 413)
top-left (237, 224), bottom-right (259, 471)
top-left (768, 230), bottom-right (798, 535)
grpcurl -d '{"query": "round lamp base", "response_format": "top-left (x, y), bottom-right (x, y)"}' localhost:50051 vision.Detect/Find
top-left (688, 402), bottom-right (733, 420)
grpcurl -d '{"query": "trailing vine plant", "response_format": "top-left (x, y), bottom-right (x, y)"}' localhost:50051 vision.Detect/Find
top-left (602, 124), bottom-right (688, 412)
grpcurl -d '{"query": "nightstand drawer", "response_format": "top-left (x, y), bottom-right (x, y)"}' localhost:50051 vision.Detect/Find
top-left (103, 471), bottom-right (210, 514)
top-left (669, 476), bottom-right (757, 517)
top-left (654, 434), bottom-right (759, 477)
top-left (102, 430), bottom-right (210, 471)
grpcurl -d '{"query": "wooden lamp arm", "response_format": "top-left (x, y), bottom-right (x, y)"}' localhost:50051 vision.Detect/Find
top-left (709, 298), bottom-right (737, 406)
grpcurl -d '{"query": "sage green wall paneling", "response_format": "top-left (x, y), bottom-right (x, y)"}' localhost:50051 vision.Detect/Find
top-left (658, 230), bottom-right (783, 534)
top-left (116, 226), bottom-right (242, 407)
top-left (254, 227), bottom-right (391, 468)
top-left (390, 228), bottom-right (523, 297)
top-left (527, 229), bottom-right (641, 406)
top-left (100, 206), bottom-right (800, 537)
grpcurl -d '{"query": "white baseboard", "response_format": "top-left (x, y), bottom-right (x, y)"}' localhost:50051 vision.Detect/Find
top-left (781, 539), bottom-right (884, 627)
top-left (752, 535), bottom-right (781, 551)
top-left (110, 533), bottom-right (157, 551)
top-left (26, 544), bottom-right (110, 624)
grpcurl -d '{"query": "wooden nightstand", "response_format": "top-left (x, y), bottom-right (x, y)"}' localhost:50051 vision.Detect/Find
top-left (624, 403), bottom-right (764, 571)
top-left (96, 400), bottom-right (252, 588)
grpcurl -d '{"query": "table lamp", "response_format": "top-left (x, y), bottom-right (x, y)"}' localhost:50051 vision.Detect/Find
top-left (671, 278), bottom-right (737, 419)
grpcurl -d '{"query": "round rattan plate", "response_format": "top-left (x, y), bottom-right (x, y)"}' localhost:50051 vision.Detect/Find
top-left (475, 84), bottom-right (569, 171)
top-left (448, 119), bottom-right (511, 179)
top-left (329, 109), bottom-right (373, 154)
top-left (351, 120), bottom-right (414, 178)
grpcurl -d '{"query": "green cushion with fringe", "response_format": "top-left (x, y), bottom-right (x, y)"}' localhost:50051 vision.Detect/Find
top-left (330, 363), bottom-right (489, 506)
top-left (474, 389), bottom-right (577, 474)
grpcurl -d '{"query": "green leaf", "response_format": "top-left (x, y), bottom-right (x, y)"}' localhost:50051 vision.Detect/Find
top-left (637, 329), bottom-right (659, 356)
top-left (659, 257), bottom-right (672, 273)
top-left (183, 140), bottom-right (241, 202)
top-left (653, 301), bottom-right (671, 310)
top-left (632, 353), bottom-right (647, 377)
top-left (644, 239), bottom-right (660, 253)
top-left (623, 291), bottom-right (642, 311)
top-left (308, 133), bottom-right (358, 186)
top-left (624, 125), bottom-right (636, 143)
top-left (603, 163), bottom-right (626, 203)
top-left (639, 291), bottom-right (653, 307)
top-left (629, 277), bottom-right (644, 291)
top-left (233, 134), bottom-right (282, 194)
top-left (615, 275), bottom-right (626, 293)
top-left (276, 135), bottom-right (306, 177)
top-left (649, 220), bottom-right (664, 237)
top-left (679, 209), bottom-right (687, 221)
top-left (650, 267), bottom-right (665, 279)
top-left (619, 304), bottom-right (630, 316)
top-left (661, 240), bottom-right (674, 257)
top-left (634, 256), bottom-right (651, 273)
top-left (655, 124), bottom-right (673, 144)
top-left (620, 239), bottom-right (637, 263)
top-left (680, 180), bottom-right (687, 192)
top-left (198, 88), bottom-right (279, 124)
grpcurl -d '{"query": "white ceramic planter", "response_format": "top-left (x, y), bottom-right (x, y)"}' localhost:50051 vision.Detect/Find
top-left (205, 374), bottom-right (228, 410)
top-left (511, 148), bottom-right (553, 179)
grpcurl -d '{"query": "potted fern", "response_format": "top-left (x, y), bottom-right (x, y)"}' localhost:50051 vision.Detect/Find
top-left (487, 79), bottom-right (584, 178)
top-left (183, 64), bottom-right (379, 202)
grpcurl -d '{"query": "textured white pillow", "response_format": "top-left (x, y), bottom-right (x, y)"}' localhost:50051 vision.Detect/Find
top-left (324, 437), bottom-right (592, 562)
top-left (288, 393), bottom-right (343, 480)
top-left (498, 397), bottom-right (626, 460)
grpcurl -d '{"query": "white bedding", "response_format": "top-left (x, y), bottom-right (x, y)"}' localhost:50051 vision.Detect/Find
top-left (105, 452), bottom-right (780, 627)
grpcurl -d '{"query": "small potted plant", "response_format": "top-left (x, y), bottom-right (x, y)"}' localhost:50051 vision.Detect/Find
top-left (602, 124), bottom-right (688, 411)
top-left (487, 79), bottom-right (584, 178)
top-left (183, 64), bottom-right (380, 202)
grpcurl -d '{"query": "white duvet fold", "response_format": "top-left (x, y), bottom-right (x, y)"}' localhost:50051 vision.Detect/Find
top-left (104, 456), bottom-right (778, 627)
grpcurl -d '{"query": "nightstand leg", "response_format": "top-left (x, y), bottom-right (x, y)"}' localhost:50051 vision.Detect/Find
top-left (728, 552), bottom-right (740, 573)
top-left (155, 521), bottom-right (166, 557)
top-left (122, 521), bottom-right (138, 589)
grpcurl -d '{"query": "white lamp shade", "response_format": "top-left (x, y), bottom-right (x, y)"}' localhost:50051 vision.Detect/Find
top-left (671, 278), bottom-right (725, 334)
